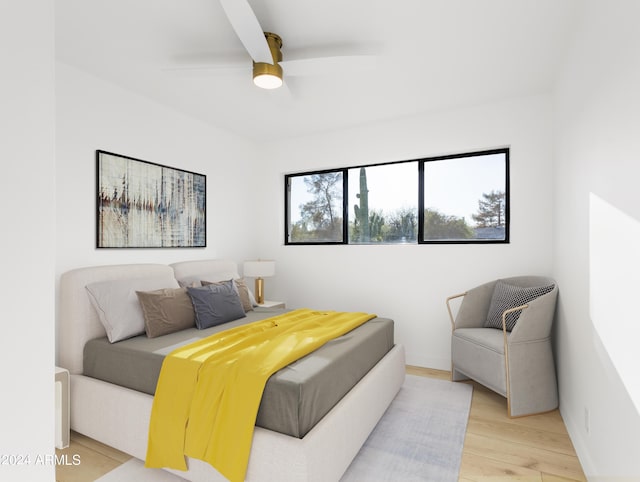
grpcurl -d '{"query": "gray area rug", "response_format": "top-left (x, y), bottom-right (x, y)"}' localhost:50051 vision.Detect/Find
top-left (97, 375), bottom-right (472, 482)
top-left (341, 374), bottom-right (472, 481)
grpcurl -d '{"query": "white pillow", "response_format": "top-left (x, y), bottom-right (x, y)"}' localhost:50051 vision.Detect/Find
top-left (86, 276), bottom-right (180, 343)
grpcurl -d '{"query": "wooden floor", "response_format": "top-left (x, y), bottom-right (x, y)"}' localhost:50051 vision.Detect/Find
top-left (56, 367), bottom-right (586, 481)
top-left (406, 366), bottom-right (586, 481)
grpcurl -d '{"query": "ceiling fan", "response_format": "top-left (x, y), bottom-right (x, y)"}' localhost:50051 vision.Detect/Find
top-left (178, 0), bottom-right (377, 90)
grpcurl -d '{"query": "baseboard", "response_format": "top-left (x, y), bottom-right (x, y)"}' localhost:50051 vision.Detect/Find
top-left (560, 400), bottom-right (595, 481)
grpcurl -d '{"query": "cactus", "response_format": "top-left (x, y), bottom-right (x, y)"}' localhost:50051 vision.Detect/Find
top-left (353, 167), bottom-right (370, 241)
top-left (369, 210), bottom-right (384, 241)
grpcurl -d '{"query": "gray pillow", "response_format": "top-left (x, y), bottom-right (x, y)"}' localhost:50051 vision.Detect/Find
top-left (187, 280), bottom-right (246, 329)
top-left (202, 278), bottom-right (254, 312)
top-left (484, 280), bottom-right (555, 331)
top-left (86, 276), bottom-right (180, 342)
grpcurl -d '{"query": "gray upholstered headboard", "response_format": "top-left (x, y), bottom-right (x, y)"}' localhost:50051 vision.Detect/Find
top-left (58, 260), bottom-right (239, 374)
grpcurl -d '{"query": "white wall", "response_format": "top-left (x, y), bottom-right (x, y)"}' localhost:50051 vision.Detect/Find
top-left (0, 2), bottom-right (55, 480)
top-left (256, 95), bottom-right (555, 369)
top-left (553, 0), bottom-right (640, 479)
top-left (55, 62), bottom-right (260, 272)
top-left (55, 62), bottom-right (260, 359)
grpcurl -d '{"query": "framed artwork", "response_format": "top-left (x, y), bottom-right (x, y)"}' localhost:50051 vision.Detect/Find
top-left (96, 150), bottom-right (206, 248)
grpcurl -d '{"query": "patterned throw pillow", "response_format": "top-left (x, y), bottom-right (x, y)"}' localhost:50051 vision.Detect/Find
top-left (484, 280), bottom-right (555, 331)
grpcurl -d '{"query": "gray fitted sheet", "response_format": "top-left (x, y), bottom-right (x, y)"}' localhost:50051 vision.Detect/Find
top-left (83, 308), bottom-right (394, 438)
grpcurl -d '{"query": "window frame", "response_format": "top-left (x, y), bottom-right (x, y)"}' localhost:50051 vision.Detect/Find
top-left (347, 160), bottom-right (420, 245)
top-left (285, 168), bottom-right (349, 245)
top-left (284, 148), bottom-right (510, 246)
top-left (418, 148), bottom-right (510, 244)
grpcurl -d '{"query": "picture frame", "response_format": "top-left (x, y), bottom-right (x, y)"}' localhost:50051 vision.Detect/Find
top-left (96, 150), bottom-right (206, 248)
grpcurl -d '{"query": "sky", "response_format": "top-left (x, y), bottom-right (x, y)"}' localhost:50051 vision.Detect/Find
top-left (289, 152), bottom-right (506, 225)
top-left (422, 153), bottom-right (506, 222)
top-left (348, 162), bottom-right (417, 216)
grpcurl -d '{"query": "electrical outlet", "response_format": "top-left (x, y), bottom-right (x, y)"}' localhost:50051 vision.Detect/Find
top-left (584, 407), bottom-right (590, 434)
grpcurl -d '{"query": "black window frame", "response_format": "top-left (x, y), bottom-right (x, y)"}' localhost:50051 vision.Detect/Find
top-left (284, 148), bottom-right (509, 246)
top-left (418, 148), bottom-right (510, 244)
top-left (285, 168), bottom-right (349, 245)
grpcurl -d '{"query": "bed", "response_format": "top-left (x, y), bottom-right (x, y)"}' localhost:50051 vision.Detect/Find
top-left (58, 259), bottom-right (406, 481)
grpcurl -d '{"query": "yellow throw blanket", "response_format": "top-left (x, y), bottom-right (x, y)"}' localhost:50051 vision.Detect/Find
top-left (145, 308), bottom-right (375, 482)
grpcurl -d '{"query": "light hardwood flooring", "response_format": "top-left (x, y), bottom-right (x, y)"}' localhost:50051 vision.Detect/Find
top-left (56, 367), bottom-right (586, 481)
top-left (407, 366), bottom-right (586, 482)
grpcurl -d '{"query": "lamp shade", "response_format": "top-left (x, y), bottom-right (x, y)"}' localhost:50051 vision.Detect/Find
top-left (243, 260), bottom-right (276, 278)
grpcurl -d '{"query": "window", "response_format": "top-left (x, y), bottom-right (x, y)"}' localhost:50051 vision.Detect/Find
top-left (420, 150), bottom-right (509, 243)
top-left (285, 148), bottom-right (509, 245)
top-left (348, 163), bottom-right (418, 244)
top-left (286, 170), bottom-right (346, 243)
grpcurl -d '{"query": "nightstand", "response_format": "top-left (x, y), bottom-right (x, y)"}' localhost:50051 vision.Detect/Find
top-left (257, 300), bottom-right (286, 309)
top-left (55, 367), bottom-right (70, 449)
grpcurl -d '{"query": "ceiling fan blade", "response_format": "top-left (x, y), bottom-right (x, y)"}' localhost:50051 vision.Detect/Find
top-left (162, 64), bottom-right (249, 78)
top-left (219, 0), bottom-right (272, 64)
top-left (260, 79), bottom-right (294, 102)
top-left (163, 56), bottom-right (248, 76)
top-left (280, 55), bottom-right (377, 77)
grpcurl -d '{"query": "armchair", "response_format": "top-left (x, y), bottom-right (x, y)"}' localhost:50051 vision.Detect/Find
top-left (446, 276), bottom-right (558, 417)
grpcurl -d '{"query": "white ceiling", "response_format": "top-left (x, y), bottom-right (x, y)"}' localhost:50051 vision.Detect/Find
top-left (55, 0), bottom-right (582, 142)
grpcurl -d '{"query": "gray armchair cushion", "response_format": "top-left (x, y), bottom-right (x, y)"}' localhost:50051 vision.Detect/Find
top-left (484, 280), bottom-right (555, 331)
top-left (452, 328), bottom-right (508, 396)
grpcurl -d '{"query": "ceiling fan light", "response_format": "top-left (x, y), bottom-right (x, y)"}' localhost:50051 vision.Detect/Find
top-left (253, 62), bottom-right (283, 89)
top-left (253, 73), bottom-right (283, 89)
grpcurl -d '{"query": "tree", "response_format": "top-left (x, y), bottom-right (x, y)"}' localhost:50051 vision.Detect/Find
top-left (472, 190), bottom-right (505, 227)
top-left (290, 220), bottom-right (312, 242)
top-left (423, 208), bottom-right (474, 240)
top-left (297, 172), bottom-right (343, 241)
top-left (386, 207), bottom-right (418, 242)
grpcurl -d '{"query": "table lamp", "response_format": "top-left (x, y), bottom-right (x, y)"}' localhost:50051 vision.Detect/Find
top-left (243, 260), bottom-right (276, 304)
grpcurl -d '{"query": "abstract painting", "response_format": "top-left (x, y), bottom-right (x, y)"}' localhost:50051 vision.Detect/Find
top-left (96, 150), bottom-right (206, 248)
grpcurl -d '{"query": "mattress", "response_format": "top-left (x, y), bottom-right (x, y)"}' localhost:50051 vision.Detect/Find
top-left (83, 308), bottom-right (394, 438)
